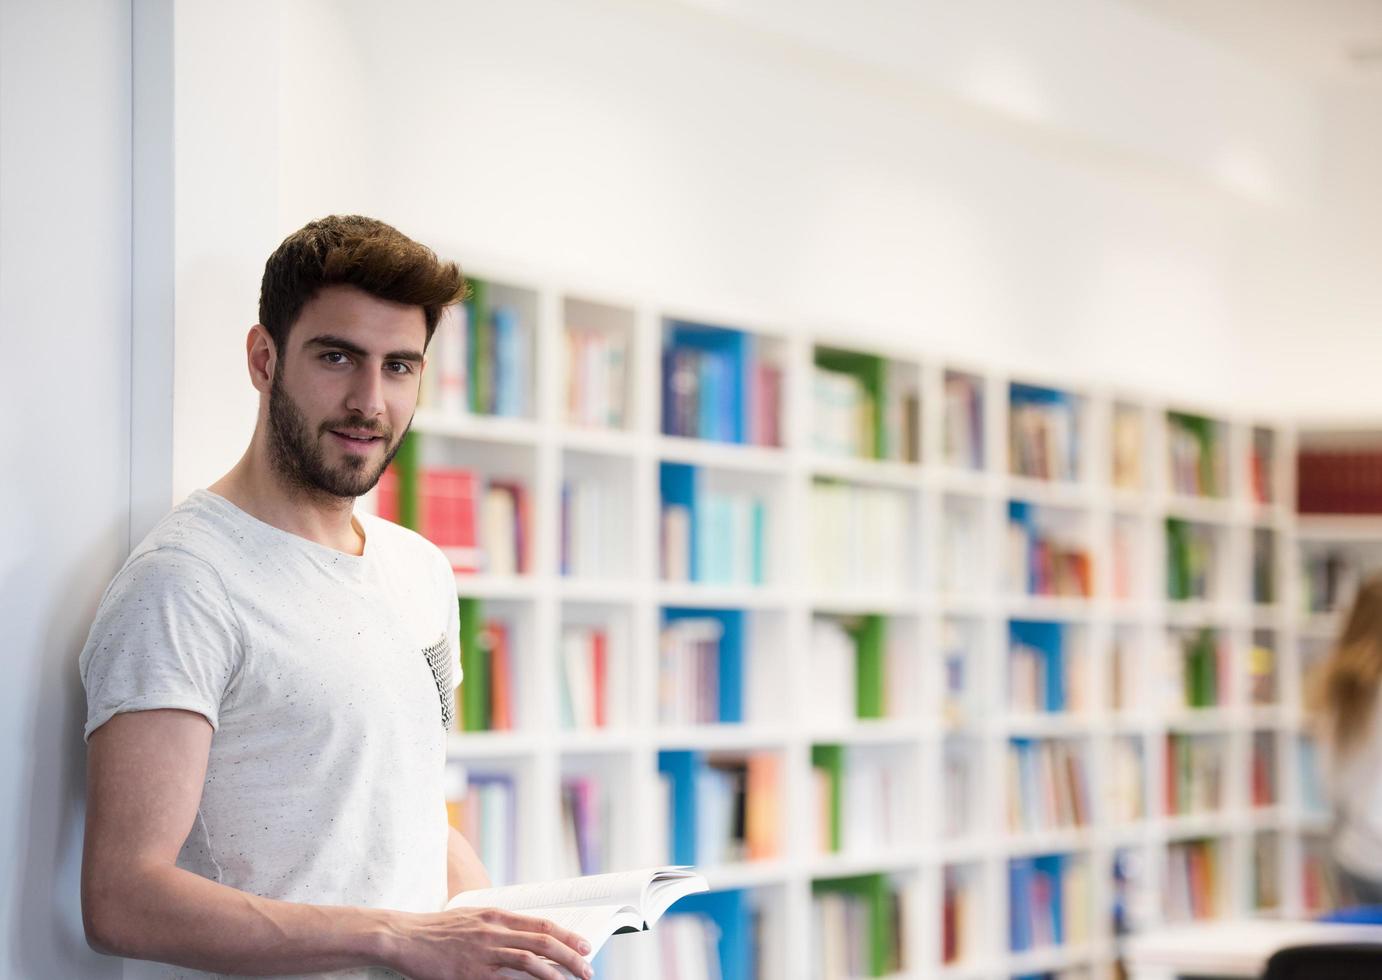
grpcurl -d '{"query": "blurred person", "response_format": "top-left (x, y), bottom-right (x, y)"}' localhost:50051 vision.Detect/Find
top-left (78, 216), bottom-right (592, 980)
top-left (1311, 572), bottom-right (1382, 906)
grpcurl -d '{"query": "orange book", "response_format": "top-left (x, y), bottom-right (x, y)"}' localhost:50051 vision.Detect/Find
top-left (592, 629), bottom-right (608, 729)
top-left (1187, 844), bottom-right (1210, 919)
top-left (745, 754), bottom-right (780, 860)
top-left (488, 622), bottom-right (513, 730)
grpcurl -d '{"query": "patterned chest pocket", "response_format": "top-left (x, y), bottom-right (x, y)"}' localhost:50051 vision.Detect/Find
top-left (422, 633), bottom-right (455, 731)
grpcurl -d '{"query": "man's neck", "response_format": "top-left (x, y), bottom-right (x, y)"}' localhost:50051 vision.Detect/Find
top-left (209, 436), bottom-right (365, 556)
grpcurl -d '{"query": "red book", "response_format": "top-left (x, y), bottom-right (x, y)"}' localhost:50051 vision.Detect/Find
top-left (942, 882), bottom-right (958, 962)
top-left (423, 468), bottom-right (480, 573)
top-left (592, 629), bottom-right (608, 729)
top-left (488, 621), bottom-right (512, 731)
top-left (376, 467), bottom-right (399, 523)
top-left (1252, 751), bottom-right (1267, 806)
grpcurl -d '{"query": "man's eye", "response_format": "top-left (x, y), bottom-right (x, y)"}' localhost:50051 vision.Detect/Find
top-left (322, 351), bottom-right (350, 365)
top-left (385, 361), bottom-right (413, 375)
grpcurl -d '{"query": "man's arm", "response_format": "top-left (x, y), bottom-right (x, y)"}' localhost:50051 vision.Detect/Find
top-left (449, 824), bottom-right (492, 898)
top-left (83, 709), bottom-right (592, 980)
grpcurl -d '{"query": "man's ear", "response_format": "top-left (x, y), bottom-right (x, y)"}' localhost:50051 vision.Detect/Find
top-left (247, 324), bottom-right (278, 395)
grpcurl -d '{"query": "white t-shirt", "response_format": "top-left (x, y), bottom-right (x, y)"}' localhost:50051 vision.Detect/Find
top-left (79, 489), bottom-right (461, 979)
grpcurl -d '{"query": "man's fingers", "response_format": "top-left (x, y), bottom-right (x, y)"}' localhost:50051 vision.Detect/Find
top-left (497, 911), bottom-right (591, 956)
top-left (519, 928), bottom-right (591, 967)
top-left (512, 930), bottom-right (592, 974)
top-left (492, 947), bottom-right (567, 980)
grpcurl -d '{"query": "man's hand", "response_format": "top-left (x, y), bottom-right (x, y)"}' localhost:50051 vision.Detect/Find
top-left (384, 907), bottom-right (593, 980)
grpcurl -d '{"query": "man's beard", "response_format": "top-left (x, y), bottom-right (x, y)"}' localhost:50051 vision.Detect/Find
top-left (267, 371), bottom-right (406, 500)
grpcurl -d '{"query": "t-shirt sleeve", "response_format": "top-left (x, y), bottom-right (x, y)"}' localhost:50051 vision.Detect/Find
top-left (79, 547), bottom-right (245, 742)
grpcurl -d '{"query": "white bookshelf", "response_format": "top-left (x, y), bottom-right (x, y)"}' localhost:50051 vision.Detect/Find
top-left (375, 267), bottom-right (1313, 980)
top-left (1285, 425), bottom-right (1382, 921)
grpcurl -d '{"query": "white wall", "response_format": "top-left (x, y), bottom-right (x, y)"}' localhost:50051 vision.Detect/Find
top-left (167, 1), bottom-right (281, 502)
top-left (265, 0), bottom-right (1380, 422)
top-left (1, 0), bottom-right (131, 975)
top-left (1230, 82), bottom-right (1382, 422)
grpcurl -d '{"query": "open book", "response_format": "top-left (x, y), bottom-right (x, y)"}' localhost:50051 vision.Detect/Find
top-left (446, 866), bottom-right (708, 975)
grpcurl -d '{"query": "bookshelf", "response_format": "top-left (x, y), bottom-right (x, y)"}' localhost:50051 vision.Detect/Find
top-left (1285, 424), bottom-right (1382, 921)
top-left (367, 268), bottom-right (1310, 980)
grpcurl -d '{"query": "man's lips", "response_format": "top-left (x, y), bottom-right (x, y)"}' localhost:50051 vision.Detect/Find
top-left (329, 429), bottom-right (385, 448)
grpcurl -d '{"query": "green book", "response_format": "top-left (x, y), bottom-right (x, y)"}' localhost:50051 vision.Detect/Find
top-left (1195, 630), bottom-right (1217, 707)
top-left (811, 743), bottom-right (845, 853)
top-left (815, 348), bottom-right (887, 459)
top-left (852, 615), bottom-right (886, 720)
top-left (394, 431), bottom-right (421, 532)
top-left (1171, 412), bottom-right (1219, 496)
top-left (458, 597), bottom-right (489, 731)
top-left (466, 279), bottom-right (489, 413)
top-left (1166, 518), bottom-right (1189, 600)
top-left (1183, 634), bottom-right (1201, 708)
top-left (812, 872), bottom-right (895, 976)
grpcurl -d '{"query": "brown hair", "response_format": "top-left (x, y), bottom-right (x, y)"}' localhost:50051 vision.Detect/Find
top-left (1310, 573), bottom-right (1382, 754)
top-left (258, 215), bottom-right (466, 353)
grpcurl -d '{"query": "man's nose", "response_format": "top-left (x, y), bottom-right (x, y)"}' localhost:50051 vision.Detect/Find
top-left (345, 364), bottom-right (386, 416)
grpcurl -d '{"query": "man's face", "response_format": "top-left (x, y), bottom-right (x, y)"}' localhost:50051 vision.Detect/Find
top-left (267, 284), bottom-right (427, 500)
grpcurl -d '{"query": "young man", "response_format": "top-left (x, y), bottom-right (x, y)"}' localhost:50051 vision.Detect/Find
top-left (79, 216), bottom-right (592, 980)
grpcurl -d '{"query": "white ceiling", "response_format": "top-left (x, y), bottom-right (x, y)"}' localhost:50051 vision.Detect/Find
top-left (1122, 0), bottom-right (1382, 86)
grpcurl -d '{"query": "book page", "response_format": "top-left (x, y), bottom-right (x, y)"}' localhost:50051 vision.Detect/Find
top-left (533, 904), bottom-right (643, 953)
top-left (643, 871), bottom-right (711, 922)
top-left (447, 867), bottom-right (672, 913)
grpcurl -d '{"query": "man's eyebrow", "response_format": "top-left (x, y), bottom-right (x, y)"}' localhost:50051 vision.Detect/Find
top-left (303, 334), bottom-right (424, 364)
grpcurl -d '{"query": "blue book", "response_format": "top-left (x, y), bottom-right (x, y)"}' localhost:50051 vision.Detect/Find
top-left (1010, 738), bottom-right (1039, 832)
top-left (657, 750), bottom-right (702, 865)
top-left (664, 607), bottom-right (744, 723)
top-left (1010, 382), bottom-right (1069, 409)
top-left (669, 889), bottom-right (754, 980)
top-left (493, 306), bottom-right (523, 417)
top-left (1033, 854), bottom-right (1066, 946)
top-left (666, 322), bottom-right (753, 444)
top-left (1009, 857), bottom-right (1034, 951)
top-left (714, 352), bottom-right (736, 442)
top-left (697, 351), bottom-right (720, 441)
top-left (1010, 619), bottom-right (1066, 712)
top-left (660, 463), bottom-right (700, 582)
top-left (1008, 500), bottom-right (1035, 593)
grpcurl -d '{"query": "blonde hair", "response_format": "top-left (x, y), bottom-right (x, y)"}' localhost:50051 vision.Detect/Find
top-left (1311, 573), bottom-right (1382, 755)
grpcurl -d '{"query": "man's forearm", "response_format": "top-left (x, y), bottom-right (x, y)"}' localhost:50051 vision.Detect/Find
top-left (86, 861), bottom-right (406, 974)
top-left (447, 825), bottom-right (491, 899)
